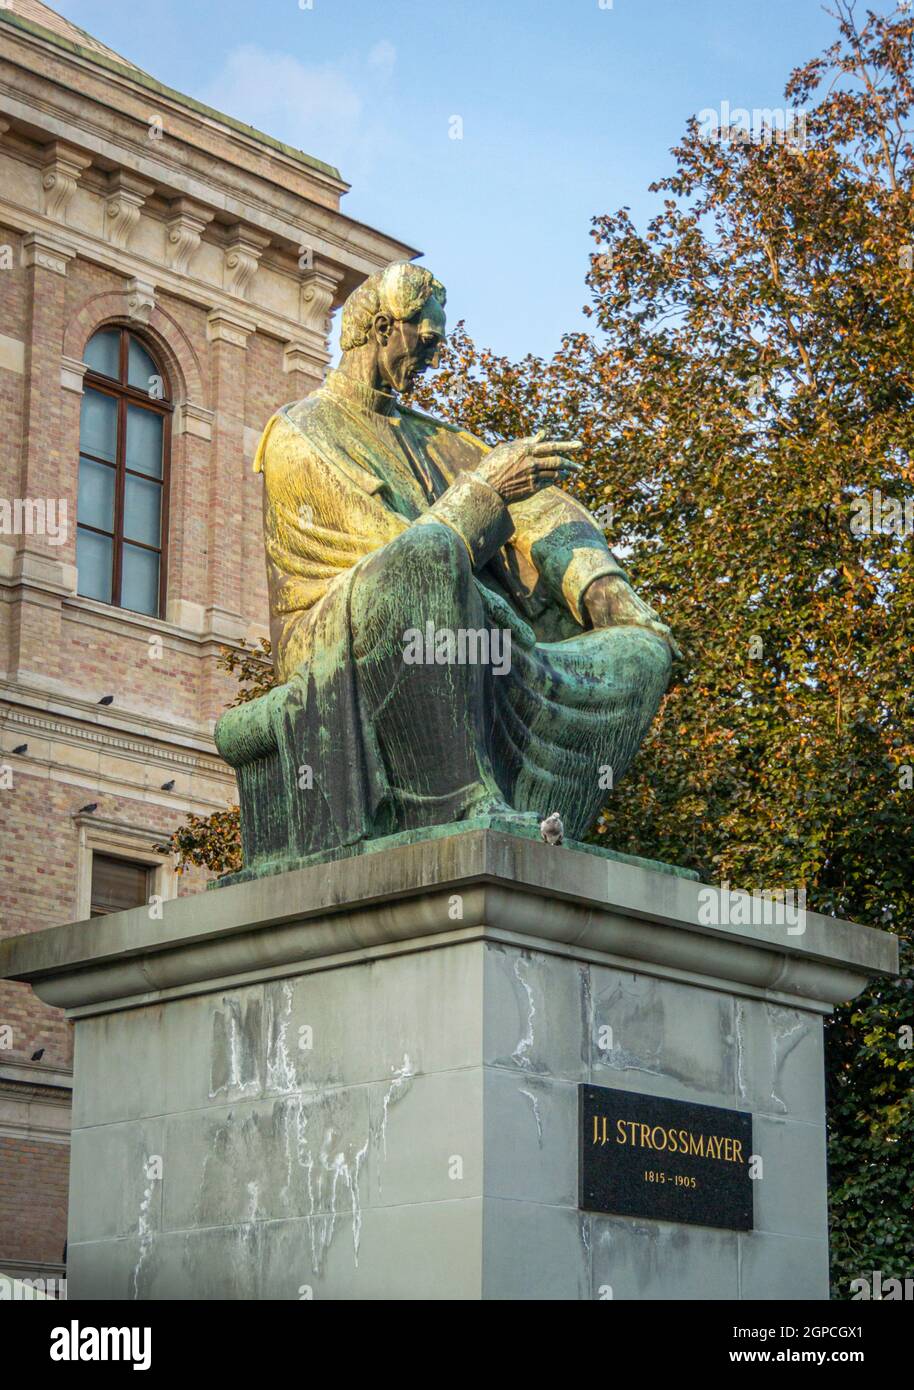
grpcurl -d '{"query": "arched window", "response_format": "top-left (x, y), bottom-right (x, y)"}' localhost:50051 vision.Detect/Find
top-left (77, 328), bottom-right (171, 617)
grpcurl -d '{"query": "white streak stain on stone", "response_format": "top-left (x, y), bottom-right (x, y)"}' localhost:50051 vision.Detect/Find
top-left (209, 996), bottom-right (260, 1099)
top-left (131, 1179), bottom-right (154, 1300)
top-left (307, 1122), bottom-right (369, 1273)
top-left (266, 981), bottom-right (297, 1095)
top-left (735, 1001), bottom-right (747, 1101)
top-left (512, 957), bottom-right (536, 1070)
top-left (265, 988), bottom-right (414, 1276)
top-left (274, 1077), bottom-right (374, 1277)
top-left (519, 1087), bottom-right (544, 1147)
top-left (375, 1053), bottom-right (415, 1197)
top-left (769, 1009), bottom-right (806, 1114)
top-left (379, 1053), bottom-right (414, 1158)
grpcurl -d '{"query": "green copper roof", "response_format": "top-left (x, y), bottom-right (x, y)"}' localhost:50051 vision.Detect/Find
top-left (0, 8), bottom-right (344, 184)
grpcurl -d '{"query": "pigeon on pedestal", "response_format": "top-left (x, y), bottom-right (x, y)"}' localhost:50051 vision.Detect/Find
top-left (540, 811), bottom-right (564, 846)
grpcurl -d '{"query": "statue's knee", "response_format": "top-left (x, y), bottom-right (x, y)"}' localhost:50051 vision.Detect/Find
top-left (351, 521), bottom-right (474, 644)
top-left (367, 520), bottom-right (471, 588)
top-left (403, 520), bottom-right (470, 572)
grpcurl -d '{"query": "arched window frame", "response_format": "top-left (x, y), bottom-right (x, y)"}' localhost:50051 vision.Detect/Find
top-left (77, 326), bottom-right (173, 618)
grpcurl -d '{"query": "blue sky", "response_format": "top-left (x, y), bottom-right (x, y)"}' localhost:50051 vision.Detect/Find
top-left (51, 0), bottom-right (877, 359)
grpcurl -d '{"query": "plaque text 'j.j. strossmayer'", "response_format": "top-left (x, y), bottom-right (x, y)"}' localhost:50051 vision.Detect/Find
top-left (579, 1084), bottom-right (754, 1231)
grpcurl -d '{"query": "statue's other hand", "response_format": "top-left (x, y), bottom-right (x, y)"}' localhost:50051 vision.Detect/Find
top-left (583, 574), bottom-right (683, 662)
top-left (476, 430), bottom-right (583, 503)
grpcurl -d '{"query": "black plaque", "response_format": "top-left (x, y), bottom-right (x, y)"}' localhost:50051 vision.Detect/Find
top-left (579, 1084), bottom-right (753, 1231)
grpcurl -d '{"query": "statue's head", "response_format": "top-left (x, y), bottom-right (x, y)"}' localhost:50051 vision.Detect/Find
top-left (340, 261), bottom-right (446, 393)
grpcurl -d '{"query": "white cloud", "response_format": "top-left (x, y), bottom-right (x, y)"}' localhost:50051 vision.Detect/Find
top-left (367, 39), bottom-right (396, 78)
top-left (198, 45), bottom-right (369, 168)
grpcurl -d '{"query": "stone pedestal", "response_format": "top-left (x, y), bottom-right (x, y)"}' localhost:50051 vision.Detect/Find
top-left (0, 830), bottom-right (896, 1300)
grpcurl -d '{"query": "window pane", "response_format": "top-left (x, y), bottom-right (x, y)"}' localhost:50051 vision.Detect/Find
top-left (90, 853), bottom-right (150, 916)
top-left (125, 405), bottom-right (163, 478)
top-left (78, 457), bottom-right (115, 533)
top-left (84, 329), bottom-right (120, 380)
top-left (127, 336), bottom-right (162, 396)
top-left (77, 527), bottom-right (113, 602)
top-left (121, 542), bottom-right (160, 615)
top-left (124, 473), bottom-right (162, 547)
top-left (80, 388), bottom-right (117, 462)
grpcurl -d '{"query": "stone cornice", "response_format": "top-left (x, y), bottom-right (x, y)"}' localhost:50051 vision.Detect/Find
top-left (0, 831), bottom-right (897, 1017)
top-left (0, 195), bottom-right (329, 351)
top-left (0, 92), bottom-right (418, 276)
top-left (0, 6), bottom-right (346, 189)
top-left (0, 689), bottom-right (229, 773)
top-left (0, 1060), bottom-right (73, 1096)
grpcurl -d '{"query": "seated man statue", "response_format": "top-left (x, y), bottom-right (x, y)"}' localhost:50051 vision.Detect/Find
top-left (215, 261), bottom-right (679, 874)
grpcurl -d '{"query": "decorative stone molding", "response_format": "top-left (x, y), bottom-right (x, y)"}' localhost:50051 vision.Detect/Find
top-left (0, 703), bottom-right (228, 777)
top-left (165, 598), bottom-right (207, 633)
top-left (299, 269), bottom-right (339, 335)
top-left (7, 549), bottom-right (78, 596)
top-left (282, 339), bottom-right (325, 376)
top-left (206, 308), bottom-right (256, 348)
top-left (60, 355), bottom-right (88, 394)
top-left (74, 815), bottom-right (177, 922)
top-left (165, 197), bottom-right (214, 276)
top-left (173, 401), bottom-right (214, 441)
top-left (125, 277), bottom-right (156, 325)
top-left (40, 141), bottom-right (92, 224)
top-left (223, 225), bottom-right (270, 300)
top-left (104, 171), bottom-right (155, 250)
top-left (20, 231), bottom-right (77, 277)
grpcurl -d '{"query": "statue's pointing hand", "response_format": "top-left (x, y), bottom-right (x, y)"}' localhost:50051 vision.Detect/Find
top-left (476, 430), bottom-right (583, 503)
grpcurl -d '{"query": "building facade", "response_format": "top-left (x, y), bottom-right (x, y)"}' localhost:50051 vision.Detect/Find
top-left (0, 0), bottom-right (416, 1285)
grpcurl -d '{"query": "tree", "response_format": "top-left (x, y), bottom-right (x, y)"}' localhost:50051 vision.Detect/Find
top-left (156, 638), bottom-right (275, 875)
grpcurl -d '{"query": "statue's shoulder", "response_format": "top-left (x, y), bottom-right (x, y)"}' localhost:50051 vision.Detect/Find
top-left (253, 398), bottom-right (324, 474)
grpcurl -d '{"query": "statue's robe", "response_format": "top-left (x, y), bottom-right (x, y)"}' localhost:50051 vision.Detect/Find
top-left (236, 368), bottom-right (670, 860)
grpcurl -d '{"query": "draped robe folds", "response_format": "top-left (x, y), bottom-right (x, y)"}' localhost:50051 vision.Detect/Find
top-left (222, 369), bottom-right (671, 866)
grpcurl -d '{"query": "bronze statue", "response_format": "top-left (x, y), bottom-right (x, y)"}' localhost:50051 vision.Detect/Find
top-left (216, 262), bottom-right (679, 875)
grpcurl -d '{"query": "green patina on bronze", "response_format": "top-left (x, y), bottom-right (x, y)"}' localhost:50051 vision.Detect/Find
top-left (215, 263), bottom-right (680, 881)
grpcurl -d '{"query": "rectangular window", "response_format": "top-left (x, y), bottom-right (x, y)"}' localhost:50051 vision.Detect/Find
top-left (89, 853), bottom-right (151, 917)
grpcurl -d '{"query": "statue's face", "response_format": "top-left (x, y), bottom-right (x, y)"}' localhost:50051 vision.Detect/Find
top-left (374, 294), bottom-right (445, 393)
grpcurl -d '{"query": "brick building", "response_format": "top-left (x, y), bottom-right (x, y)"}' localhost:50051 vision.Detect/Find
top-left (0, 0), bottom-right (415, 1285)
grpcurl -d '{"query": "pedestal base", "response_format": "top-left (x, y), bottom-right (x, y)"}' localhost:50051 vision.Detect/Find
top-left (0, 831), bottom-right (896, 1300)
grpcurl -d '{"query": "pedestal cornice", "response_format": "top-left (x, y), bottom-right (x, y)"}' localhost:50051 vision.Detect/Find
top-left (0, 830), bottom-right (897, 1017)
